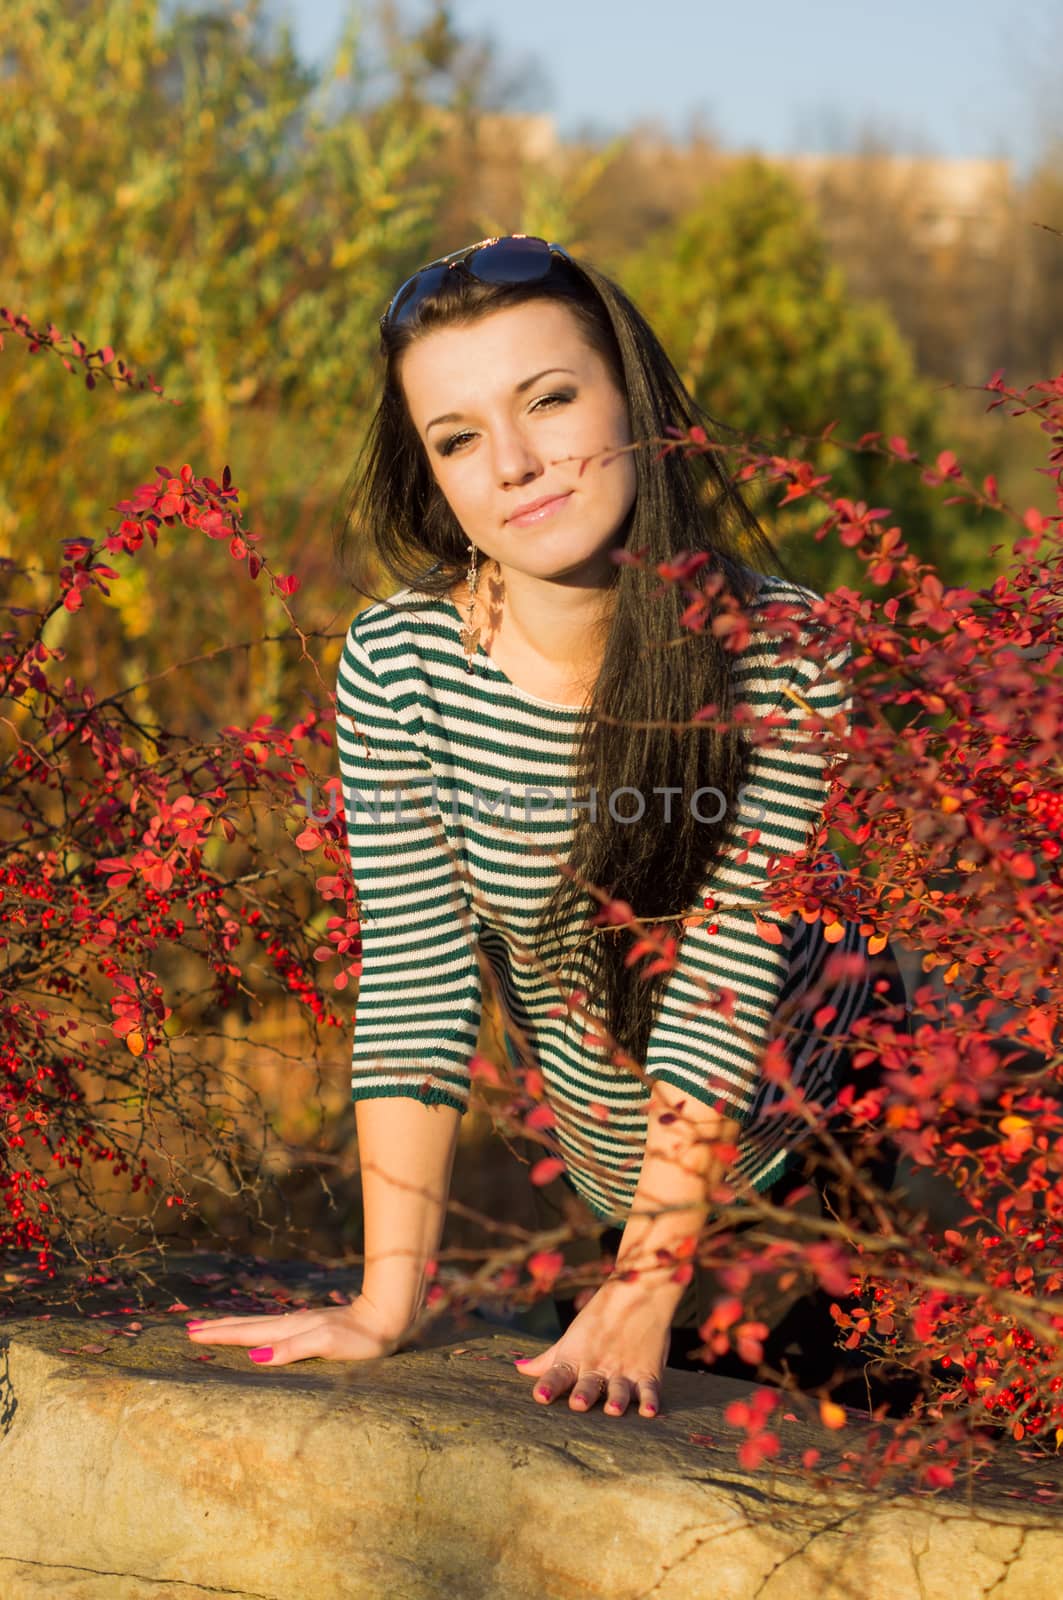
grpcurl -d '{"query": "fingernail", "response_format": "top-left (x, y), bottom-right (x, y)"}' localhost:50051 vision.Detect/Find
top-left (186, 1321), bottom-right (204, 1331)
top-left (644, 1406), bottom-right (658, 1417)
top-left (249, 1347), bottom-right (273, 1363)
top-left (514, 1357), bottom-right (529, 1366)
top-left (536, 1388), bottom-right (552, 1401)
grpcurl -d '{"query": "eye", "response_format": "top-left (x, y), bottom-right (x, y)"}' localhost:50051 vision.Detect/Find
top-left (533, 390), bottom-right (575, 411)
top-left (437, 390), bottom-right (576, 457)
top-left (439, 430), bottom-right (474, 458)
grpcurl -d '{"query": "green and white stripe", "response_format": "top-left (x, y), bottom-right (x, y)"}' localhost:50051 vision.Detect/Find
top-left (336, 572), bottom-right (872, 1224)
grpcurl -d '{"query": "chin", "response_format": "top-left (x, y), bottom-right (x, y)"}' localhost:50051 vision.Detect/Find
top-left (503, 521), bottom-right (626, 567)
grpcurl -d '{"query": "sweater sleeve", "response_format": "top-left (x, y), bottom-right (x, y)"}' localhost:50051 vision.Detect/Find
top-left (335, 620), bottom-right (483, 1114)
top-left (641, 612), bottom-right (853, 1126)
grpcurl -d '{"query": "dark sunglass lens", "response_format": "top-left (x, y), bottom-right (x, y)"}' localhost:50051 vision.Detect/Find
top-left (469, 236), bottom-right (554, 285)
top-left (387, 261), bottom-right (452, 326)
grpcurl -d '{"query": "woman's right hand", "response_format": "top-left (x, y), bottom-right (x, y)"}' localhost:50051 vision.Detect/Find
top-left (185, 1290), bottom-right (418, 1368)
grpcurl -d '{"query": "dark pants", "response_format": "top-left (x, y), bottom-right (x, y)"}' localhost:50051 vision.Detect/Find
top-left (536, 941), bottom-right (922, 1414)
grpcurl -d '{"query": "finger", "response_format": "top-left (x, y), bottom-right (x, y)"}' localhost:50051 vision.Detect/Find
top-left (513, 1351), bottom-right (552, 1377)
top-left (240, 1326), bottom-right (334, 1367)
top-left (635, 1377), bottom-right (662, 1418)
top-left (602, 1376), bottom-right (634, 1417)
top-left (568, 1370), bottom-right (608, 1411)
top-left (532, 1360), bottom-right (579, 1404)
top-left (187, 1317), bottom-right (299, 1345)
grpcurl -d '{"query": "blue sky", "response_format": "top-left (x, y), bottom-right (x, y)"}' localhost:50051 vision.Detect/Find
top-left (279, 0), bottom-right (1058, 178)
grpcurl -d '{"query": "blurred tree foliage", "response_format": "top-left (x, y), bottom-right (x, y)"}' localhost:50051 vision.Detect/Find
top-left (0, 0), bottom-right (478, 734)
top-left (617, 158), bottom-right (985, 595)
top-left (1, 0), bottom-right (1015, 746)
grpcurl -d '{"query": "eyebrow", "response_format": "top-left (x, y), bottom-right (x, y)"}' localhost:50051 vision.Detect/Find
top-left (425, 368), bottom-right (578, 432)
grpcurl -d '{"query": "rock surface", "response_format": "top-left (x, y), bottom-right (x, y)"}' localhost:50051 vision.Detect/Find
top-left (0, 1250), bottom-right (1059, 1599)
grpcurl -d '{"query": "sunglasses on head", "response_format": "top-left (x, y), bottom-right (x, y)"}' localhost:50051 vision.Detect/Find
top-left (380, 234), bottom-right (574, 333)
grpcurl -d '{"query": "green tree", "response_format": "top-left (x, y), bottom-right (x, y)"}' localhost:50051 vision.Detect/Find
top-left (0, 0), bottom-right (473, 730)
top-left (617, 157), bottom-right (989, 594)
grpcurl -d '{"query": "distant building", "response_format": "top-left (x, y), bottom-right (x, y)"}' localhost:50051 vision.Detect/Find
top-left (472, 111), bottom-right (560, 169)
top-left (447, 111), bottom-right (1015, 261)
top-left (777, 152), bottom-right (1014, 258)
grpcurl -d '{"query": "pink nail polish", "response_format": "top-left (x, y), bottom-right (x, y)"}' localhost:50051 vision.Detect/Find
top-left (249, 1346), bottom-right (273, 1362)
top-left (186, 1321), bottom-right (204, 1331)
top-left (536, 1388), bottom-right (551, 1401)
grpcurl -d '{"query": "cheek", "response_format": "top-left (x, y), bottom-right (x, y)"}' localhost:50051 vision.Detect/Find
top-left (436, 466), bottom-right (492, 529)
top-left (433, 463), bottom-right (470, 506)
top-left (600, 401), bottom-right (636, 489)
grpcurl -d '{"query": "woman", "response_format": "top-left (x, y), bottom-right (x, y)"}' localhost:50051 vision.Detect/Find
top-left (186, 235), bottom-right (911, 1418)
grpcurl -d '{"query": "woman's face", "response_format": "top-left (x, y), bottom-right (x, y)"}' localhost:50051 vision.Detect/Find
top-left (397, 299), bottom-right (638, 587)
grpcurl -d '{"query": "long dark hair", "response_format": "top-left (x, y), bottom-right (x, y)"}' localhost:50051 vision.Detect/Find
top-left (334, 246), bottom-right (813, 1072)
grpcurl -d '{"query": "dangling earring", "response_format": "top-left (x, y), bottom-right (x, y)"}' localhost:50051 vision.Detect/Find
top-left (459, 541), bottom-right (481, 673)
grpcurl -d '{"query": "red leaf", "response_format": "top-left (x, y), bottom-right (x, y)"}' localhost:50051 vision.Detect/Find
top-left (1026, 1009), bottom-right (1057, 1051)
top-left (738, 1431), bottom-right (780, 1470)
top-left (530, 1157), bottom-right (567, 1186)
top-left (819, 1398), bottom-right (847, 1430)
top-left (525, 1103), bottom-right (557, 1130)
top-left (527, 1250), bottom-right (564, 1286)
top-left (142, 859), bottom-right (174, 891)
top-left (705, 1296), bottom-right (744, 1333)
top-left (469, 1052), bottom-right (500, 1084)
top-left (762, 1040), bottom-right (792, 1083)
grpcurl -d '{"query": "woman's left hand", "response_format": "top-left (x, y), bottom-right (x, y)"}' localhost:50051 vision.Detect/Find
top-left (513, 1275), bottom-right (675, 1418)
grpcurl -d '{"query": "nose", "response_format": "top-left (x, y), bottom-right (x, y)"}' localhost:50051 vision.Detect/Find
top-left (490, 419), bottom-right (542, 489)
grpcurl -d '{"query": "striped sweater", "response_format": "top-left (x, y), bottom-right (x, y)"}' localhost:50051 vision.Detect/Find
top-left (335, 570), bottom-right (875, 1225)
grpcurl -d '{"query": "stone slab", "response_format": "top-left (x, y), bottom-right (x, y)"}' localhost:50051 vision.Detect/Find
top-left (0, 1252), bottom-right (1059, 1599)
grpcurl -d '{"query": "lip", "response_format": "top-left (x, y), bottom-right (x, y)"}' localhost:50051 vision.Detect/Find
top-left (506, 491), bottom-right (573, 526)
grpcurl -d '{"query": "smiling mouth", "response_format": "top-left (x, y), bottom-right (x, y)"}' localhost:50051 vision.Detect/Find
top-left (507, 492), bottom-right (573, 526)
